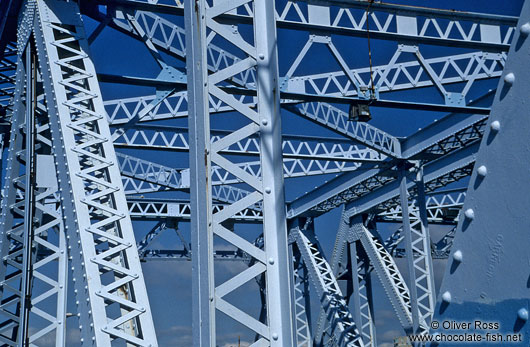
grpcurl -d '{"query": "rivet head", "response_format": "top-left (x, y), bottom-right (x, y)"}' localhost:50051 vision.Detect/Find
top-left (520, 23), bottom-right (530, 36)
top-left (261, 119), bottom-right (268, 126)
top-left (464, 208), bottom-right (475, 220)
top-left (268, 257), bottom-right (274, 265)
top-left (504, 72), bottom-right (515, 85)
top-left (265, 187), bottom-right (271, 194)
top-left (272, 333), bottom-right (278, 340)
top-left (453, 250), bottom-right (463, 263)
top-left (477, 165), bottom-right (488, 177)
top-left (518, 308), bottom-right (528, 321)
top-left (442, 291), bottom-right (452, 303)
top-left (490, 120), bottom-right (501, 132)
top-left (258, 53), bottom-right (265, 60)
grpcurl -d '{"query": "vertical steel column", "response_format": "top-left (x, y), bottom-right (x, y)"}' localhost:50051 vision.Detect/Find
top-left (398, 170), bottom-right (420, 335)
top-left (254, 1), bottom-right (295, 344)
top-left (434, 1), bottom-right (530, 336)
top-left (0, 132), bottom-right (4, 194)
top-left (414, 167), bottom-right (436, 323)
top-left (314, 208), bottom-right (350, 344)
top-left (34, 0), bottom-right (158, 345)
top-left (293, 220), bottom-right (363, 346)
top-left (0, 31), bottom-right (67, 346)
top-left (26, 70), bottom-right (69, 346)
top-left (185, 0), bottom-right (295, 345)
top-left (349, 242), bottom-right (363, 339)
top-left (395, 166), bottom-right (436, 331)
top-left (346, 219), bottom-right (376, 347)
top-left (19, 39), bottom-right (36, 346)
top-left (290, 243), bottom-right (311, 347)
top-left (184, 0), bottom-right (215, 345)
top-left (0, 48), bottom-right (27, 347)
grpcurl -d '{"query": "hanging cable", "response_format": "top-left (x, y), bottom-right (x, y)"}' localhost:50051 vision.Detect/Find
top-left (365, 0), bottom-right (376, 100)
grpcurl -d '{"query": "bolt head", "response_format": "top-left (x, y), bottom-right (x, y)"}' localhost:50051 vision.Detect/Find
top-left (464, 208), bottom-right (475, 220)
top-left (521, 23), bottom-right (530, 36)
top-left (490, 120), bottom-right (501, 132)
top-left (504, 72), bottom-right (515, 85)
top-left (442, 291), bottom-right (452, 303)
top-left (453, 250), bottom-right (463, 263)
top-left (518, 308), bottom-right (529, 321)
top-left (477, 165), bottom-right (488, 177)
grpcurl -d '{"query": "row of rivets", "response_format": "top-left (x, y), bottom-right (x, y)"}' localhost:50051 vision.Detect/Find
top-left (444, 24), bottom-right (529, 325)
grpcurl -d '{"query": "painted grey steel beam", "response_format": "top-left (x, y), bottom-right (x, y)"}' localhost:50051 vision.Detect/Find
top-left (90, 7), bottom-right (504, 122)
top-left (344, 142), bottom-right (478, 218)
top-left (348, 242), bottom-right (376, 347)
top-left (287, 108), bottom-right (483, 219)
top-left (102, 51), bottom-right (503, 127)
top-left (286, 102), bottom-right (401, 158)
top-left (398, 170), bottom-right (421, 335)
top-left (33, 0), bottom-right (158, 344)
top-left (290, 244), bottom-right (312, 347)
top-left (378, 188), bottom-right (466, 223)
top-left (0, 48), bottom-right (28, 346)
top-left (292, 223), bottom-right (363, 346)
top-left (86, 0), bottom-right (516, 50)
top-left (112, 125), bottom-right (383, 162)
top-left (126, 198), bottom-right (263, 222)
top-left (313, 210), bottom-right (351, 344)
top-left (281, 51), bottom-right (504, 103)
top-left (0, 27), bottom-right (69, 345)
top-left (433, 2), bottom-right (530, 338)
top-left (19, 40), bottom-right (36, 346)
top-left (184, 0), bottom-right (215, 344)
top-left (186, 0), bottom-right (296, 344)
top-left (357, 226), bottom-right (428, 334)
top-left (253, 1), bottom-right (296, 343)
top-left (125, 188), bottom-right (465, 224)
top-left (0, 45), bottom-right (16, 112)
top-left (413, 168), bottom-right (437, 325)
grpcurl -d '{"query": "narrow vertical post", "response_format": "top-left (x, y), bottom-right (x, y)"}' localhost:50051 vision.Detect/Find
top-left (398, 170), bottom-right (420, 335)
top-left (415, 167), bottom-right (436, 320)
top-left (184, 0), bottom-right (215, 345)
top-left (254, 0), bottom-right (295, 344)
top-left (0, 132), bottom-right (3, 191)
top-left (20, 41), bottom-right (35, 345)
top-left (365, 270), bottom-right (377, 342)
top-left (349, 241), bottom-right (363, 334)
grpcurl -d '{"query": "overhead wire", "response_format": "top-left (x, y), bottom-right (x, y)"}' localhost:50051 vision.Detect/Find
top-left (365, 0), bottom-right (376, 100)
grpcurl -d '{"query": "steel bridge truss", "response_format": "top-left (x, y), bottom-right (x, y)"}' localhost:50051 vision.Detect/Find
top-left (0, 0), bottom-right (528, 346)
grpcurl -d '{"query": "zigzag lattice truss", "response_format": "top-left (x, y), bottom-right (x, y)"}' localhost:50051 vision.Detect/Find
top-left (0, 0), bottom-right (528, 345)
